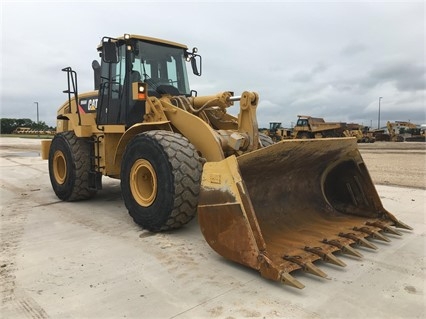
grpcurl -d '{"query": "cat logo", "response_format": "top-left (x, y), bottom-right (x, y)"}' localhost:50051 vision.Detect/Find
top-left (88, 98), bottom-right (98, 111)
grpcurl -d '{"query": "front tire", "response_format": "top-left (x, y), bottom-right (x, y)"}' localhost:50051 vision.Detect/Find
top-left (121, 131), bottom-right (202, 232)
top-left (297, 132), bottom-right (311, 139)
top-left (48, 131), bottom-right (96, 201)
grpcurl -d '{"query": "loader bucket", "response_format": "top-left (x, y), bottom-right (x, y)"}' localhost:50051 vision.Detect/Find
top-left (198, 137), bottom-right (411, 289)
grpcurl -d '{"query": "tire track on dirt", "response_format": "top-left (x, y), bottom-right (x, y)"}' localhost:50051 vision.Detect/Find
top-left (0, 154), bottom-right (46, 173)
top-left (1, 171), bottom-right (50, 318)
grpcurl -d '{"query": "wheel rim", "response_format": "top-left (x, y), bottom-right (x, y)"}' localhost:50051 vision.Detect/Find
top-left (53, 150), bottom-right (67, 184)
top-left (130, 159), bottom-right (157, 207)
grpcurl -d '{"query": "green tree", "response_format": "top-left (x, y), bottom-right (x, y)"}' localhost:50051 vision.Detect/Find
top-left (0, 118), bottom-right (16, 134)
top-left (1, 118), bottom-right (55, 134)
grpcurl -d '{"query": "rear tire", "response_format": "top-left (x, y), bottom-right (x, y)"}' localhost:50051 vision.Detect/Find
top-left (121, 131), bottom-right (202, 231)
top-left (48, 131), bottom-right (96, 201)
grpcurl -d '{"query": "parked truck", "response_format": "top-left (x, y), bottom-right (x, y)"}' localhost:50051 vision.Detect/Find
top-left (292, 115), bottom-right (347, 139)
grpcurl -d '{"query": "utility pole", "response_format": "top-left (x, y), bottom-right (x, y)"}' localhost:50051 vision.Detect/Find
top-left (34, 102), bottom-right (39, 124)
top-left (378, 97), bottom-right (382, 129)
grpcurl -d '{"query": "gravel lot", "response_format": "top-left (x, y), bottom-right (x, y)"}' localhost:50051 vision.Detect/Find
top-left (0, 137), bottom-right (425, 319)
top-left (358, 142), bottom-right (426, 189)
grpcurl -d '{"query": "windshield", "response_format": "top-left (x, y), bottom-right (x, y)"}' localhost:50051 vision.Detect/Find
top-left (297, 119), bottom-right (308, 126)
top-left (131, 41), bottom-right (191, 95)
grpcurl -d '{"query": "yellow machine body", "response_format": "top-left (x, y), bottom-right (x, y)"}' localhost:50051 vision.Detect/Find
top-left (44, 34), bottom-right (411, 289)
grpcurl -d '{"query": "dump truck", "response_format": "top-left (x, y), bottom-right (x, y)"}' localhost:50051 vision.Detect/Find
top-left (293, 115), bottom-right (347, 139)
top-left (41, 34), bottom-right (411, 289)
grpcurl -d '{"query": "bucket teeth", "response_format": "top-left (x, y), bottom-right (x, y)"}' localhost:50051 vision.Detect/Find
top-left (280, 272), bottom-right (305, 289)
top-left (353, 226), bottom-right (391, 242)
top-left (394, 219), bottom-right (413, 230)
top-left (303, 262), bottom-right (328, 278)
top-left (304, 246), bottom-right (346, 267)
top-left (366, 221), bottom-right (403, 236)
top-left (322, 239), bottom-right (363, 258)
top-left (283, 255), bottom-right (328, 278)
top-left (382, 225), bottom-right (403, 236)
top-left (339, 232), bottom-right (378, 250)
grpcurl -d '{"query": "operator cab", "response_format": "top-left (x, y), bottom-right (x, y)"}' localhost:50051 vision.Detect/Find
top-left (296, 118), bottom-right (309, 127)
top-left (269, 122), bottom-right (282, 132)
top-left (94, 34), bottom-right (201, 127)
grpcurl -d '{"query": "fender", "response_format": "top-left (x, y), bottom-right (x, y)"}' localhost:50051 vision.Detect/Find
top-left (113, 121), bottom-right (172, 168)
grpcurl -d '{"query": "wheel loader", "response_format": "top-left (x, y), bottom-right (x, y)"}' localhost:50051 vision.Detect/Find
top-left (41, 34), bottom-right (411, 289)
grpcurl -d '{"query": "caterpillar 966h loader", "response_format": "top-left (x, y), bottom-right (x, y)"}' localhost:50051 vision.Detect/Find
top-left (42, 34), bottom-right (411, 289)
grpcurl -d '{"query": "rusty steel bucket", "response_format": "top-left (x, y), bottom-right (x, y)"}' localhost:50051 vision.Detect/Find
top-left (198, 137), bottom-right (411, 288)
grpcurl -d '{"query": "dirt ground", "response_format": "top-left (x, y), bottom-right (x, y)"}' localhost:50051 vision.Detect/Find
top-left (0, 137), bottom-right (425, 319)
top-left (358, 142), bottom-right (426, 189)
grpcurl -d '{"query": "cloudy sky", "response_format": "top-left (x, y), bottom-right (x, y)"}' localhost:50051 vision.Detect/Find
top-left (1, 0), bottom-right (425, 129)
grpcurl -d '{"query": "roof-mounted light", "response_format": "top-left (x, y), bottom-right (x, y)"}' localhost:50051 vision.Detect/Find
top-left (124, 33), bottom-right (131, 40)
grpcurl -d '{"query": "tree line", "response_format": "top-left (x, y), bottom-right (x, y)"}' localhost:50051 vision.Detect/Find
top-left (0, 118), bottom-right (55, 134)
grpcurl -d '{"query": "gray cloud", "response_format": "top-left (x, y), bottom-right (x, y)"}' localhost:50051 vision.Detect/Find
top-left (340, 42), bottom-right (367, 57)
top-left (368, 61), bottom-right (425, 91)
top-left (1, 1), bottom-right (425, 129)
top-left (291, 62), bottom-right (329, 82)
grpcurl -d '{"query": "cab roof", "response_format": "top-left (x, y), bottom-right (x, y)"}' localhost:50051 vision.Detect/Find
top-left (98, 34), bottom-right (188, 50)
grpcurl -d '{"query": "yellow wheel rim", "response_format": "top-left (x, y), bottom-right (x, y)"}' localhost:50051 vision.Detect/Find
top-left (53, 150), bottom-right (67, 185)
top-left (130, 159), bottom-right (157, 207)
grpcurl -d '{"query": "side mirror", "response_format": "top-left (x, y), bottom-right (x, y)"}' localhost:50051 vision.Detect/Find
top-left (102, 40), bottom-right (118, 63)
top-left (186, 48), bottom-right (202, 76)
top-left (191, 55), bottom-right (202, 76)
top-left (92, 60), bottom-right (101, 90)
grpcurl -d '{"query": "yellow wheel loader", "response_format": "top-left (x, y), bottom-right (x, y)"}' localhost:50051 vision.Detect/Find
top-left (42, 34), bottom-right (411, 289)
